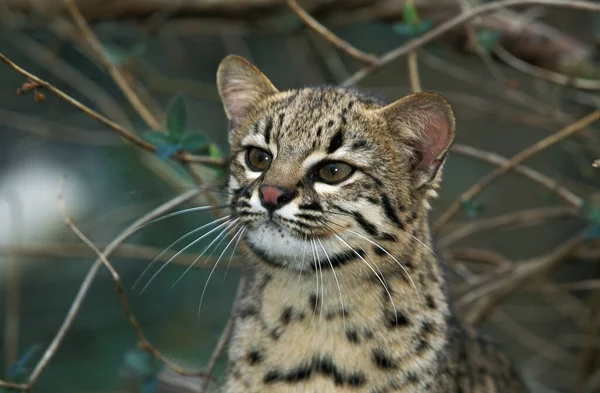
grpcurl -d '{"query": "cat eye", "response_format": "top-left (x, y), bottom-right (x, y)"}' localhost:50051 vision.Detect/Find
top-left (246, 147), bottom-right (272, 171)
top-left (316, 162), bottom-right (354, 184)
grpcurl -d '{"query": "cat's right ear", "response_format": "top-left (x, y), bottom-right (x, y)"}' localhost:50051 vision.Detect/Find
top-left (217, 55), bottom-right (278, 127)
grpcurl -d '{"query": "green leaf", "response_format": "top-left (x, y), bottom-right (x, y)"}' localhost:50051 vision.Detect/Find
top-left (142, 131), bottom-right (173, 146)
top-left (103, 44), bottom-right (129, 66)
top-left (209, 143), bottom-right (223, 159)
top-left (123, 348), bottom-right (155, 376)
top-left (475, 30), bottom-right (501, 54)
top-left (156, 144), bottom-right (181, 160)
top-left (166, 93), bottom-right (187, 139)
top-left (8, 345), bottom-right (39, 382)
top-left (582, 199), bottom-right (600, 223)
top-left (403, 3), bottom-right (420, 26)
top-left (181, 133), bottom-right (209, 151)
top-left (462, 200), bottom-right (485, 219)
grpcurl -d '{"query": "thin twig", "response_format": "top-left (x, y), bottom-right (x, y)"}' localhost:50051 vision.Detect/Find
top-left (64, 0), bottom-right (162, 130)
top-left (57, 180), bottom-right (215, 380)
top-left (406, 0), bottom-right (422, 93)
top-left (21, 189), bottom-right (201, 389)
top-left (343, 0), bottom-right (600, 86)
top-left (494, 46), bottom-right (600, 90)
top-left (435, 110), bottom-right (600, 231)
top-left (0, 243), bottom-right (243, 269)
top-left (285, 0), bottom-right (377, 64)
top-left (0, 52), bottom-right (225, 166)
top-left (198, 273), bottom-right (249, 393)
top-left (439, 206), bottom-right (576, 247)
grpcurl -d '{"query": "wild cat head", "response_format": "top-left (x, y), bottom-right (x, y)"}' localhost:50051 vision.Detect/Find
top-left (217, 55), bottom-right (455, 272)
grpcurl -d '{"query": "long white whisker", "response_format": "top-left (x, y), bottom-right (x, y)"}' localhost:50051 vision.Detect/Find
top-left (139, 217), bottom-right (235, 294)
top-left (197, 225), bottom-right (246, 324)
top-left (296, 234), bottom-right (308, 286)
top-left (134, 215), bottom-right (231, 289)
top-left (317, 238), bottom-right (345, 331)
top-left (307, 239), bottom-right (319, 331)
top-left (222, 226), bottom-right (246, 282)
top-left (346, 228), bottom-right (421, 301)
top-left (171, 219), bottom-right (240, 288)
top-left (330, 231), bottom-right (399, 326)
top-left (132, 204), bottom-right (233, 232)
top-left (312, 239), bottom-right (325, 323)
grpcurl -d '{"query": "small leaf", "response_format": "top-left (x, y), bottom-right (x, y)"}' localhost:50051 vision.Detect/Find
top-left (403, 3), bottom-right (420, 26)
top-left (103, 44), bottom-right (129, 66)
top-left (475, 30), bottom-right (501, 54)
top-left (393, 19), bottom-right (432, 38)
top-left (582, 199), bottom-right (600, 223)
top-left (181, 133), bottom-right (209, 151)
top-left (156, 144), bottom-right (181, 160)
top-left (166, 93), bottom-right (187, 139)
top-left (209, 143), bottom-right (223, 159)
top-left (586, 223), bottom-right (600, 240)
top-left (123, 348), bottom-right (155, 376)
top-left (142, 131), bottom-right (173, 146)
top-left (8, 345), bottom-right (39, 382)
top-left (462, 200), bottom-right (485, 219)
top-left (141, 374), bottom-right (159, 393)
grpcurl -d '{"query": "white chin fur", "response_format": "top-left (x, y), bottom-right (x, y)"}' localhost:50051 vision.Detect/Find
top-left (245, 224), bottom-right (349, 270)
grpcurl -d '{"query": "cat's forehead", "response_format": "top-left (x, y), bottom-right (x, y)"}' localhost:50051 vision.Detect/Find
top-left (239, 87), bottom-right (385, 158)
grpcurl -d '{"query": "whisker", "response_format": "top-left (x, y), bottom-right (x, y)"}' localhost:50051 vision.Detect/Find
top-left (295, 234), bottom-right (308, 287)
top-left (307, 239), bottom-right (319, 332)
top-left (131, 203), bottom-right (234, 233)
top-left (222, 226), bottom-right (246, 282)
top-left (317, 238), bottom-right (345, 331)
top-left (170, 219), bottom-right (241, 288)
top-left (139, 217), bottom-right (235, 294)
top-left (345, 228), bottom-right (421, 301)
top-left (133, 215), bottom-right (231, 289)
top-left (324, 226), bottom-right (399, 326)
top-left (312, 239), bottom-right (325, 323)
top-left (197, 224), bottom-right (246, 324)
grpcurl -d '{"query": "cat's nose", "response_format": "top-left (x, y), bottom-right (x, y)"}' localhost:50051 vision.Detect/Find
top-left (259, 185), bottom-right (296, 211)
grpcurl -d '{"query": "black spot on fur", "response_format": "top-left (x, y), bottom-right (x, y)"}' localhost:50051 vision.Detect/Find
top-left (238, 306), bottom-right (257, 319)
top-left (247, 350), bottom-right (263, 365)
top-left (278, 112), bottom-right (285, 127)
top-left (347, 101), bottom-right (355, 110)
top-left (381, 194), bottom-right (405, 230)
top-left (285, 365), bottom-right (312, 382)
top-left (406, 372), bottom-right (418, 383)
top-left (270, 328), bottom-right (282, 340)
top-left (264, 371), bottom-right (281, 384)
top-left (421, 321), bottom-right (434, 334)
top-left (310, 249), bottom-right (365, 270)
top-left (352, 139), bottom-right (368, 150)
top-left (327, 131), bottom-right (344, 154)
top-left (379, 233), bottom-right (398, 242)
top-left (425, 295), bottom-right (436, 309)
top-left (316, 126), bottom-right (322, 137)
top-left (374, 246), bottom-right (387, 256)
top-left (352, 211), bottom-right (378, 236)
top-left (347, 373), bottom-right (365, 386)
top-left (281, 306), bottom-right (293, 325)
top-left (387, 311), bottom-right (410, 328)
top-left (373, 349), bottom-right (397, 369)
top-left (309, 294), bottom-right (318, 309)
top-left (416, 338), bottom-right (428, 352)
top-left (299, 202), bottom-right (322, 211)
top-left (346, 329), bottom-right (360, 344)
top-left (264, 117), bottom-right (273, 145)
top-left (327, 120), bottom-right (334, 127)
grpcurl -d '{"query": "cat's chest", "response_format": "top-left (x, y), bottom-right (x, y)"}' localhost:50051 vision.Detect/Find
top-left (224, 271), bottom-right (451, 393)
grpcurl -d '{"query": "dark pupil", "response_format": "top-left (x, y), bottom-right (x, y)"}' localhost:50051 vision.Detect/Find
top-left (328, 165), bottom-right (339, 177)
top-left (253, 150), bottom-right (268, 167)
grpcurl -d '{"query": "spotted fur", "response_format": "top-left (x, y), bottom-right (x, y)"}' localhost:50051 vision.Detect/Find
top-left (216, 55), bottom-right (528, 393)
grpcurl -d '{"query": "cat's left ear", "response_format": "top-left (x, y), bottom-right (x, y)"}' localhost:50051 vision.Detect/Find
top-left (217, 55), bottom-right (279, 128)
top-left (378, 92), bottom-right (456, 188)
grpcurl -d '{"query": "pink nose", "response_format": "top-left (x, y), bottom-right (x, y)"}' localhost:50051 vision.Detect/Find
top-left (259, 185), bottom-right (295, 211)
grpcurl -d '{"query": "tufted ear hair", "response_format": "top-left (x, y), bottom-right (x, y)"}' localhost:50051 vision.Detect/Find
top-left (376, 92), bottom-right (456, 188)
top-left (217, 55), bottom-right (279, 128)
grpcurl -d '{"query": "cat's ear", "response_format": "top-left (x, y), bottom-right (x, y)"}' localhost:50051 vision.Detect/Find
top-left (378, 92), bottom-right (456, 188)
top-left (217, 55), bottom-right (278, 127)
